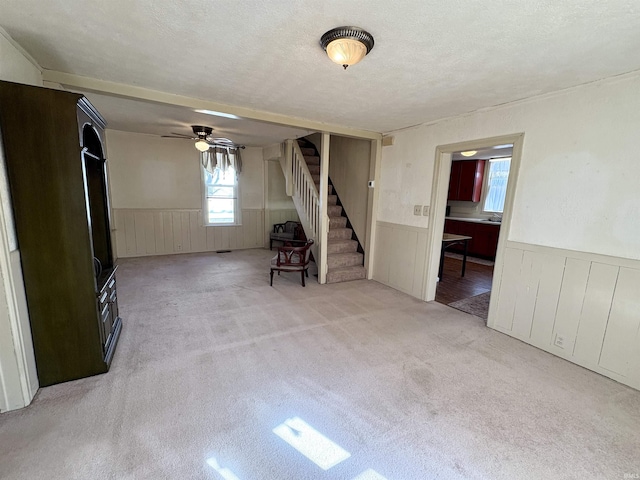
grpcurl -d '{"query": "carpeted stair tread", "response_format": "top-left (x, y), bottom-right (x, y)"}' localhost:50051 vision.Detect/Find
top-left (328, 195), bottom-right (337, 205)
top-left (328, 228), bottom-right (352, 240)
top-left (300, 147), bottom-right (316, 156)
top-left (329, 216), bottom-right (347, 228)
top-left (328, 205), bottom-right (342, 216)
top-left (327, 252), bottom-right (363, 268)
top-left (327, 239), bottom-right (358, 254)
top-left (307, 164), bottom-right (320, 175)
top-left (326, 265), bottom-right (366, 283)
top-left (304, 155), bottom-right (320, 165)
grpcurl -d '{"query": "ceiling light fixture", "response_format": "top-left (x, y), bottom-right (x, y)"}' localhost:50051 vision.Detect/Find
top-left (195, 109), bottom-right (241, 120)
top-left (320, 26), bottom-right (374, 70)
top-left (195, 139), bottom-right (210, 152)
top-left (460, 150), bottom-right (477, 157)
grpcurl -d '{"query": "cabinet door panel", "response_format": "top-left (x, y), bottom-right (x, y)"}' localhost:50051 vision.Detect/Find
top-left (458, 161), bottom-right (478, 201)
top-left (443, 220), bottom-right (500, 258)
top-left (101, 302), bottom-right (112, 347)
top-left (451, 160), bottom-right (486, 202)
top-left (448, 162), bottom-right (462, 200)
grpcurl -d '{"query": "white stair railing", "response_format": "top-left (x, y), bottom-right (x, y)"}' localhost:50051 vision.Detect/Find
top-left (282, 139), bottom-right (326, 274)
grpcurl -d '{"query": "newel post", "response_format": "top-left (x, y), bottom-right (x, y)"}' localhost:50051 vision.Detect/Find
top-left (318, 133), bottom-right (330, 284)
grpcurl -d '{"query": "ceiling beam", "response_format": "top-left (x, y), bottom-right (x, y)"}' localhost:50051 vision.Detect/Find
top-left (42, 70), bottom-right (382, 140)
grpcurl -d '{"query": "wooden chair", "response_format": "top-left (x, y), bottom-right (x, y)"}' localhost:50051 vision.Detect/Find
top-left (269, 221), bottom-right (304, 250)
top-left (270, 239), bottom-right (314, 287)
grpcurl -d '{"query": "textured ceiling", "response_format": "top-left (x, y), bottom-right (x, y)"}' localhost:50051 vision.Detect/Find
top-left (2, 0), bottom-right (640, 136)
top-left (77, 91), bottom-right (312, 147)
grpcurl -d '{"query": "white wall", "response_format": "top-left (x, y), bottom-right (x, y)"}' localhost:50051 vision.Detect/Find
top-left (375, 71), bottom-right (640, 390)
top-left (0, 29), bottom-right (42, 411)
top-left (329, 136), bottom-right (371, 248)
top-left (380, 72), bottom-right (640, 260)
top-left (0, 30), bottom-right (42, 87)
top-left (107, 131), bottom-right (202, 209)
top-left (262, 144), bottom-right (298, 246)
top-left (106, 130), bottom-right (267, 257)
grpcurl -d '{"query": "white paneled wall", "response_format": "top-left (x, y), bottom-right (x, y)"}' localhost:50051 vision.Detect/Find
top-left (372, 221), bottom-right (429, 298)
top-left (114, 209), bottom-right (264, 258)
top-left (491, 241), bottom-right (640, 390)
top-left (267, 208), bottom-right (299, 226)
top-left (264, 208), bottom-right (299, 248)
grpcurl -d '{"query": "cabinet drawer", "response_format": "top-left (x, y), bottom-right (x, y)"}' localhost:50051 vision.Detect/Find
top-left (101, 303), bottom-right (110, 321)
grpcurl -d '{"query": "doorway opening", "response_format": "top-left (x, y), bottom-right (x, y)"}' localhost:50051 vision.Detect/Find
top-left (423, 133), bottom-right (523, 325)
top-left (434, 144), bottom-right (512, 319)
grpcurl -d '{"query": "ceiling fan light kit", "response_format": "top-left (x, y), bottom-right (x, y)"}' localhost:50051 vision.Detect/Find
top-left (194, 139), bottom-right (210, 152)
top-left (192, 125), bottom-right (213, 138)
top-left (320, 26), bottom-right (374, 69)
top-left (162, 125), bottom-right (244, 151)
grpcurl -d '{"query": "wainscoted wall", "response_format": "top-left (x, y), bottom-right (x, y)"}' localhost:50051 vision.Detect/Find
top-left (372, 221), bottom-right (429, 298)
top-left (329, 135), bottom-right (371, 249)
top-left (267, 209), bottom-right (299, 225)
top-left (490, 241), bottom-right (640, 390)
top-left (264, 208), bottom-right (299, 248)
top-left (113, 208), bottom-right (264, 258)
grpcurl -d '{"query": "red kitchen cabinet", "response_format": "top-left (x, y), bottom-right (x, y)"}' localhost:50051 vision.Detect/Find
top-left (444, 219), bottom-right (500, 259)
top-left (448, 160), bottom-right (486, 202)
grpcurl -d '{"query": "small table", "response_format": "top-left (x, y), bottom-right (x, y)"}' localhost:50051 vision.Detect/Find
top-left (440, 233), bottom-right (472, 279)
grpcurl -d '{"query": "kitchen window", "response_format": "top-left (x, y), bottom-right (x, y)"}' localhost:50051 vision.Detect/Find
top-left (482, 157), bottom-right (511, 213)
top-left (203, 166), bottom-right (240, 225)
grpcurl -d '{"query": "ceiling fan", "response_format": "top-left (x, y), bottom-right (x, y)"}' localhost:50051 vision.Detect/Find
top-left (162, 125), bottom-right (245, 152)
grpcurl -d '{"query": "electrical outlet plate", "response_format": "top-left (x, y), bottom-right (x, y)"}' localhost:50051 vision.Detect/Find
top-left (423, 205), bottom-right (430, 216)
top-left (413, 205), bottom-right (422, 216)
top-left (554, 334), bottom-right (565, 349)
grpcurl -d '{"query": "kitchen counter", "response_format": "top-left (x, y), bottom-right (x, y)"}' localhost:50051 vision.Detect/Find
top-left (446, 216), bottom-right (501, 226)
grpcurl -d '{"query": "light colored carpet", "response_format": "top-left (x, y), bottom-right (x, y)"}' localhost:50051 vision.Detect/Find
top-left (448, 292), bottom-right (491, 320)
top-left (1, 249), bottom-right (639, 479)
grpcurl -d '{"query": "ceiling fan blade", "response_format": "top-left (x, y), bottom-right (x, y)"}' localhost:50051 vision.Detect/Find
top-left (209, 142), bottom-right (246, 149)
top-left (162, 133), bottom-right (195, 139)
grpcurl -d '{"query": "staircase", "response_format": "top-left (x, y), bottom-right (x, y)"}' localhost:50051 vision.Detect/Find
top-left (298, 143), bottom-right (366, 284)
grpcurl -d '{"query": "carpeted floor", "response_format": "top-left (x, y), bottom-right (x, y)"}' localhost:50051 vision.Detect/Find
top-left (448, 292), bottom-right (491, 320)
top-left (1, 249), bottom-right (639, 479)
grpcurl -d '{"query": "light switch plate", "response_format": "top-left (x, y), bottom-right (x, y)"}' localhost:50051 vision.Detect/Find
top-left (423, 205), bottom-right (430, 216)
top-left (413, 205), bottom-right (421, 216)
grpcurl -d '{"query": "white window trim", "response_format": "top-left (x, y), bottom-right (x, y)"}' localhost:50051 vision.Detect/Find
top-left (480, 156), bottom-right (511, 216)
top-left (202, 165), bottom-right (242, 227)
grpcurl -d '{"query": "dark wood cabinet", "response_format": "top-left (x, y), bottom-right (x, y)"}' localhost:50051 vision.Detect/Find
top-left (448, 160), bottom-right (486, 202)
top-left (0, 80), bottom-right (122, 387)
top-left (444, 219), bottom-right (500, 259)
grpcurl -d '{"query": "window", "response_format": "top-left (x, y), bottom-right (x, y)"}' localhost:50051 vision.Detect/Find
top-left (482, 157), bottom-right (511, 213)
top-left (203, 166), bottom-right (239, 225)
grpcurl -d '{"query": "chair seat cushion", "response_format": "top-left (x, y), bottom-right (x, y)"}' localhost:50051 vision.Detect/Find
top-left (271, 253), bottom-right (304, 267)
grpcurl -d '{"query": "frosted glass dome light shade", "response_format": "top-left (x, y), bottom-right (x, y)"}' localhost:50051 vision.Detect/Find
top-left (460, 150), bottom-right (477, 157)
top-left (326, 38), bottom-right (367, 67)
top-left (321, 27), bottom-right (374, 70)
top-left (195, 139), bottom-right (210, 152)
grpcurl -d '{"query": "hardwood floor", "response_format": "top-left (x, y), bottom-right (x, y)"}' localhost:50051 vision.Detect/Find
top-left (435, 256), bottom-right (494, 305)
